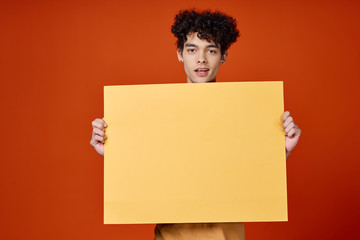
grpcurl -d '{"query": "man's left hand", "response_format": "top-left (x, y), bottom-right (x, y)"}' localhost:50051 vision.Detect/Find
top-left (282, 111), bottom-right (301, 158)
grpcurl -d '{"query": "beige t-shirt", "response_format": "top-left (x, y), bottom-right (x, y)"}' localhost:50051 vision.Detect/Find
top-left (154, 223), bottom-right (246, 240)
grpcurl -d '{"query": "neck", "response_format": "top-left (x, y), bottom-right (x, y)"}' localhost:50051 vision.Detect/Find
top-left (186, 77), bottom-right (217, 83)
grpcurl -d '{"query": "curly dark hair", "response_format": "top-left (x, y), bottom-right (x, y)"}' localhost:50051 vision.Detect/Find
top-left (171, 9), bottom-right (240, 56)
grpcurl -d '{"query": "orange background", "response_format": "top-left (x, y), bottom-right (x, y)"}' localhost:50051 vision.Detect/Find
top-left (0, 0), bottom-right (359, 239)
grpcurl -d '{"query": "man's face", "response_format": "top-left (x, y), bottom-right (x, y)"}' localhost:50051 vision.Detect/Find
top-left (177, 32), bottom-right (227, 83)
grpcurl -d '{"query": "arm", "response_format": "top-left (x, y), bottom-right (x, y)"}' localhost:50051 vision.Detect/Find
top-left (281, 111), bottom-right (301, 160)
top-left (90, 118), bottom-right (107, 157)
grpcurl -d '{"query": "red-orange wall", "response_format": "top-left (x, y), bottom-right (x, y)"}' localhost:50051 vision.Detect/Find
top-left (1, 0), bottom-right (359, 239)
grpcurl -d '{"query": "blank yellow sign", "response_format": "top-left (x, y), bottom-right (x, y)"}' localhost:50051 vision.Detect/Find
top-left (104, 81), bottom-right (287, 224)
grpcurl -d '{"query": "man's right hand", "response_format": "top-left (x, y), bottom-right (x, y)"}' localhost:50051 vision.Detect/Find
top-left (90, 118), bottom-right (107, 157)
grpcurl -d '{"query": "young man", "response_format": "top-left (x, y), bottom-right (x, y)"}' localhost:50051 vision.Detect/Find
top-left (90, 9), bottom-right (301, 240)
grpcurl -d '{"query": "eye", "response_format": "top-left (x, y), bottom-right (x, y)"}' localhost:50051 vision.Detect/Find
top-left (208, 49), bottom-right (217, 54)
top-left (187, 49), bottom-right (196, 53)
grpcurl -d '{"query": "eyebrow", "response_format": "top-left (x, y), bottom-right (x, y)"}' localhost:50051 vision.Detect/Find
top-left (185, 43), bottom-right (219, 49)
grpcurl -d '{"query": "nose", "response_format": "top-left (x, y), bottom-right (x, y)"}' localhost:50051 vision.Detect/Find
top-left (197, 52), bottom-right (207, 64)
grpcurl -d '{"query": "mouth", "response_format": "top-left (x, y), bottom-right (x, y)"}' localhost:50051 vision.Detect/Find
top-left (195, 68), bottom-right (209, 77)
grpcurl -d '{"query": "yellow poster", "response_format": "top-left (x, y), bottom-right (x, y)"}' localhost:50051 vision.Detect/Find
top-left (104, 82), bottom-right (287, 224)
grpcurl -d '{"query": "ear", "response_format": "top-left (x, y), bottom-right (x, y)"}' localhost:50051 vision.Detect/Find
top-left (177, 48), bottom-right (183, 62)
top-left (221, 50), bottom-right (228, 64)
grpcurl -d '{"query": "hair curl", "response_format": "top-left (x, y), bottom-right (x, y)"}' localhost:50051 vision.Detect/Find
top-left (171, 9), bottom-right (240, 56)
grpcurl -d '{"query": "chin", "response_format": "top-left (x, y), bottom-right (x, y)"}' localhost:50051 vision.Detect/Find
top-left (188, 77), bottom-right (216, 83)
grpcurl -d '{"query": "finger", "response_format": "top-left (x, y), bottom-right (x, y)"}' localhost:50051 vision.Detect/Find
top-left (93, 127), bottom-right (106, 138)
top-left (94, 118), bottom-right (104, 123)
top-left (94, 118), bottom-right (106, 125)
top-left (94, 118), bottom-right (107, 128)
top-left (293, 124), bottom-right (301, 136)
top-left (92, 120), bottom-right (104, 130)
top-left (283, 116), bottom-right (294, 129)
top-left (95, 118), bottom-right (107, 126)
top-left (102, 118), bottom-right (108, 127)
top-left (90, 136), bottom-right (105, 146)
top-left (94, 135), bottom-right (105, 143)
top-left (285, 122), bottom-right (295, 133)
top-left (281, 111), bottom-right (290, 123)
top-left (287, 128), bottom-right (296, 137)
